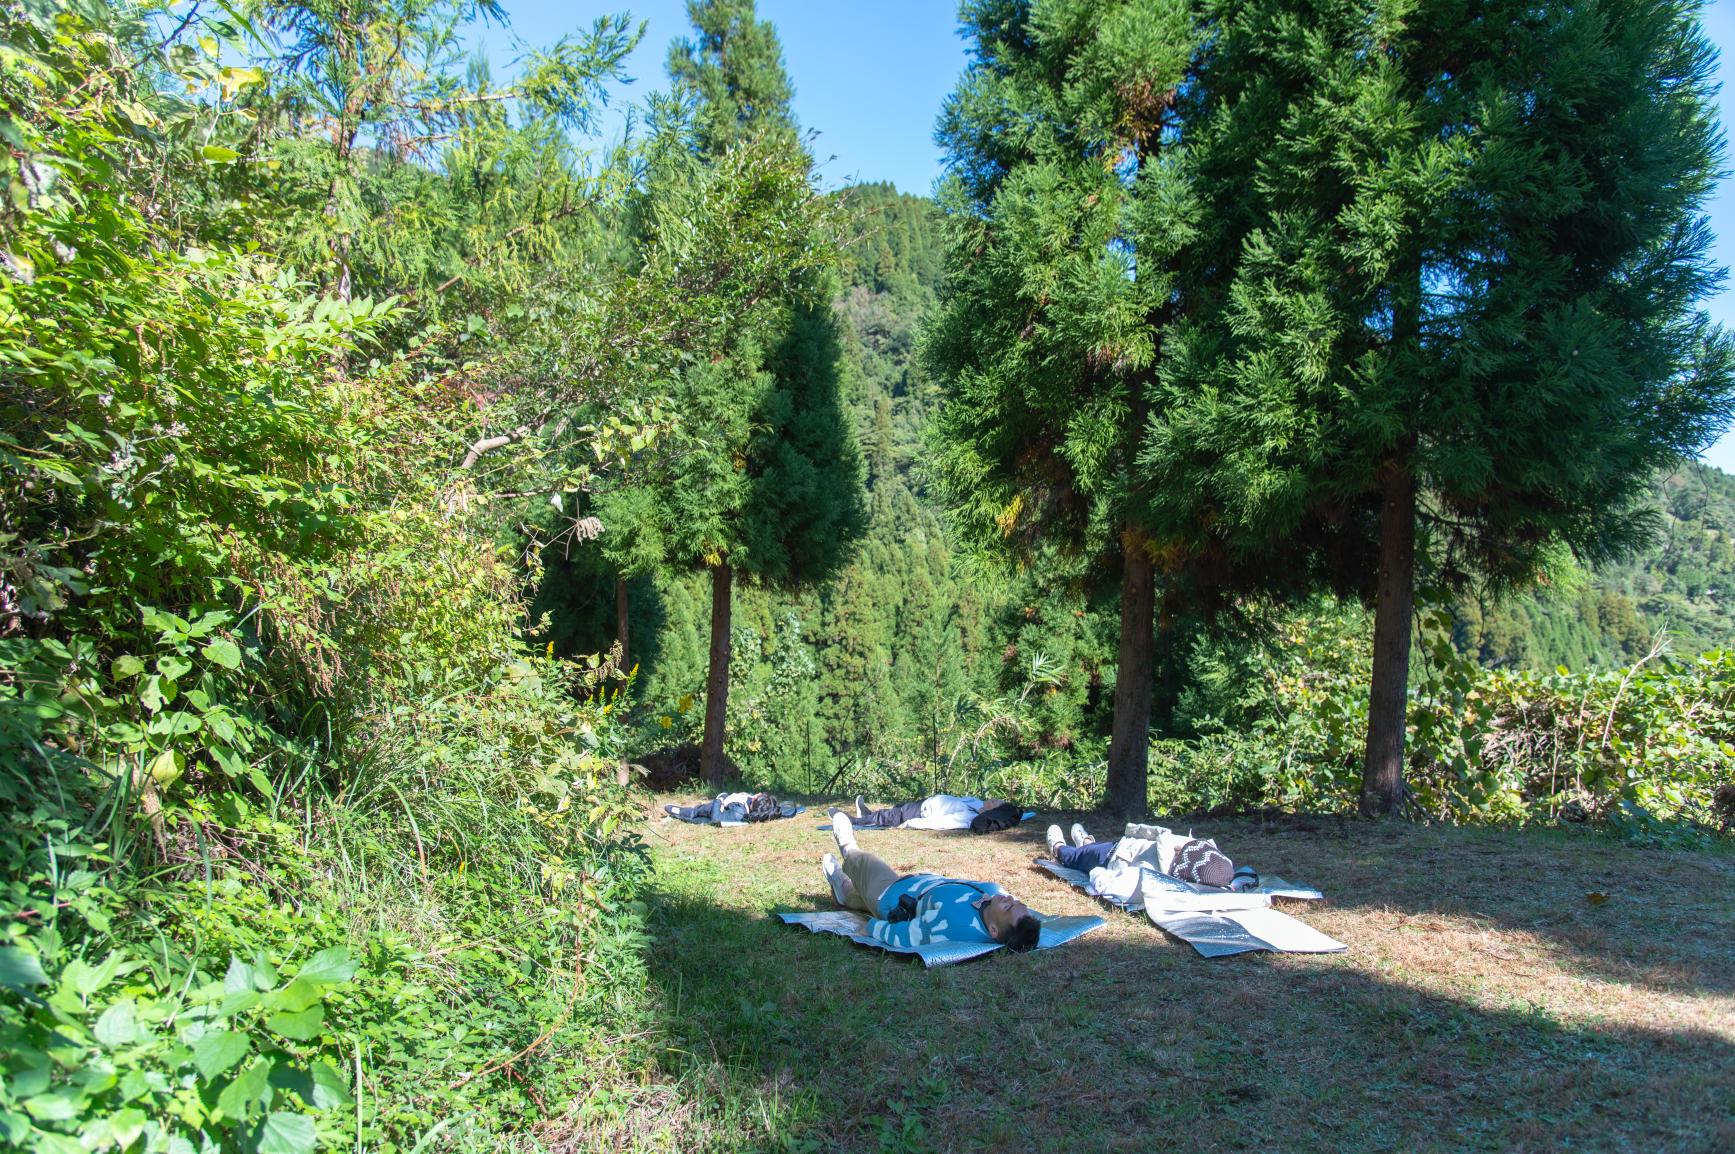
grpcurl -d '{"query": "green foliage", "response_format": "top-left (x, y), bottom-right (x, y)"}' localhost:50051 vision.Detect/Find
top-left (0, 936), bottom-right (357, 1154)
top-left (1139, 602), bottom-right (1735, 829)
top-left (667, 0), bottom-right (797, 158)
top-left (0, 3), bottom-right (672, 1149)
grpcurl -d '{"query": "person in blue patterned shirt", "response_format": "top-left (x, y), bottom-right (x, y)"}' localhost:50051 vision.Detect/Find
top-left (819, 813), bottom-right (1040, 951)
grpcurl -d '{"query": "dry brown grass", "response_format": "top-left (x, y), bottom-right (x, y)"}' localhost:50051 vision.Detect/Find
top-left (617, 796), bottom-right (1735, 1154)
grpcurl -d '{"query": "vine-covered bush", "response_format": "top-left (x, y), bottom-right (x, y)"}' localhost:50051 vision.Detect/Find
top-left (1169, 605), bottom-right (1735, 829)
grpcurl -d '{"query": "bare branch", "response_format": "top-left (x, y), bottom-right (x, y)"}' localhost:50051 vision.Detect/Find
top-left (460, 423), bottom-right (534, 469)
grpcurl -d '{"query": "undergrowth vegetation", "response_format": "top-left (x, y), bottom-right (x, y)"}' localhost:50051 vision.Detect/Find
top-left (867, 601), bottom-right (1735, 836)
top-left (1, 4), bottom-right (654, 1150)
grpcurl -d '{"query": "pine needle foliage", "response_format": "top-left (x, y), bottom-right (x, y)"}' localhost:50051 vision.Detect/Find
top-left (924, 0), bottom-right (1203, 813)
top-left (1143, 0), bottom-right (1735, 813)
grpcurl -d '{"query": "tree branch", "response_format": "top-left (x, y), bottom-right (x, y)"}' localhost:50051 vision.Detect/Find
top-left (460, 423), bottom-right (534, 469)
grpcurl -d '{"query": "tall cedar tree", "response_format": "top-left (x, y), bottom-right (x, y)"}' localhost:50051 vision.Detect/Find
top-left (925, 0), bottom-right (1202, 813)
top-left (1143, 0), bottom-right (1735, 814)
top-left (619, 0), bottom-right (863, 784)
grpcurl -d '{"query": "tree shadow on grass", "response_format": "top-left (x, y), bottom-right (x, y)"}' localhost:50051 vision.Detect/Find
top-left (1126, 812), bottom-right (1735, 1001)
top-left (636, 841), bottom-right (1735, 1154)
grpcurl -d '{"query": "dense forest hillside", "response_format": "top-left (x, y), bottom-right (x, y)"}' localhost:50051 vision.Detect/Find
top-left (537, 184), bottom-right (1735, 791)
top-left (1452, 462), bottom-right (1735, 668)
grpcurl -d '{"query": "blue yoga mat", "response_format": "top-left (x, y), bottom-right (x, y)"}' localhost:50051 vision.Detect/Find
top-left (775, 907), bottom-right (1104, 967)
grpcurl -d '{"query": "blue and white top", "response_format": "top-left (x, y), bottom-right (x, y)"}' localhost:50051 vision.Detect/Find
top-left (868, 874), bottom-right (1004, 948)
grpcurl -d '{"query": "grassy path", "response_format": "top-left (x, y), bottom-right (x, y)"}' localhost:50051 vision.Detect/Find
top-left (629, 796), bottom-right (1734, 1153)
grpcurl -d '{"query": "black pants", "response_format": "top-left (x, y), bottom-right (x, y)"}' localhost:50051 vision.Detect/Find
top-left (857, 799), bottom-right (926, 828)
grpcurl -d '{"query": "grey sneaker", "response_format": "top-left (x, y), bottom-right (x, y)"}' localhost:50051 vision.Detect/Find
top-left (1070, 822), bottom-right (1095, 847)
top-left (1045, 824), bottom-right (1066, 859)
top-left (821, 853), bottom-right (851, 907)
top-left (855, 794), bottom-right (868, 819)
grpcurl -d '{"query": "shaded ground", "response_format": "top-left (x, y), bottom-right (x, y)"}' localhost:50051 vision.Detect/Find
top-left (617, 796), bottom-right (1735, 1153)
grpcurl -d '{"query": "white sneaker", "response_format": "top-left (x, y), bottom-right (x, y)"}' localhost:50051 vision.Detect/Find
top-left (1045, 824), bottom-right (1066, 858)
top-left (832, 810), bottom-right (858, 854)
top-left (1070, 823), bottom-right (1095, 846)
top-left (855, 794), bottom-right (868, 819)
top-left (821, 853), bottom-right (851, 907)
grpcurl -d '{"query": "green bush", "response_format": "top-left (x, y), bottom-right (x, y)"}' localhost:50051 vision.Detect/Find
top-left (0, 8), bottom-right (657, 1151)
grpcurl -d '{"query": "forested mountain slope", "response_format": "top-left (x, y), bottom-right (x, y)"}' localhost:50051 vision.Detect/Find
top-left (1453, 461), bottom-right (1735, 669)
top-left (546, 184), bottom-right (1734, 789)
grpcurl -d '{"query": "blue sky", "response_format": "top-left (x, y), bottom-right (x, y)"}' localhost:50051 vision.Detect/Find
top-left (491, 0), bottom-right (1735, 473)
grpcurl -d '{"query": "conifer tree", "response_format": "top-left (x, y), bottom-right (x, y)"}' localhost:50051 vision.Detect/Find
top-left (925, 0), bottom-right (1202, 813)
top-left (606, 0), bottom-right (864, 785)
top-left (1144, 0), bottom-right (1735, 815)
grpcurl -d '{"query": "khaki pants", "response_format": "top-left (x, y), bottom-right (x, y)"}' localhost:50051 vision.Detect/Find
top-left (840, 846), bottom-right (899, 916)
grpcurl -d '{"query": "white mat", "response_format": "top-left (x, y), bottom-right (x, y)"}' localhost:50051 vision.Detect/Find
top-left (1033, 858), bottom-right (1345, 957)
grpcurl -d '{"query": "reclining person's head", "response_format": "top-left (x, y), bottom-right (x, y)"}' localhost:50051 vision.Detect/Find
top-left (976, 893), bottom-right (1041, 952)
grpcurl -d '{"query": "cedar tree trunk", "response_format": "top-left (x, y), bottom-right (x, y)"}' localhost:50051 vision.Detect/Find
top-left (700, 560), bottom-right (733, 786)
top-left (1105, 527), bottom-right (1155, 815)
top-left (1360, 461), bottom-right (1415, 817)
top-left (615, 575), bottom-right (630, 670)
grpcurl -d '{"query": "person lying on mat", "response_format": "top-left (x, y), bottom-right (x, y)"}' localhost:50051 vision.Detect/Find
top-left (1046, 822), bottom-right (1259, 891)
top-left (829, 793), bottom-right (1021, 833)
top-left (665, 791), bottom-right (783, 823)
top-left (820, 812), bottom-right (1041, 951)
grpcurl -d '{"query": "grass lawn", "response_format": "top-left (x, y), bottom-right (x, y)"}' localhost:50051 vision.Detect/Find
top-left (607, 795), bottom-right (1734, 1153)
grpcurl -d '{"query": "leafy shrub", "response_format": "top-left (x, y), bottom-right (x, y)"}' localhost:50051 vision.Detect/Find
top-left (0, 8), bottom-right (659, 1152)
top-left (0, 942), bottom-right (357, 1154)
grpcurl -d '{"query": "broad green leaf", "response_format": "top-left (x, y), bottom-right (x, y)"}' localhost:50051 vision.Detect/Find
top-left (0, 947), bottom-right (48, 990)
top-left (217, 988), bottom-right (262, 1017)
top-left (111, 655), bottom-right (145, 679)
top-left (193, 1030), bottom-right (250, 1079)
top-left (265, 977), bottom-right (321, 1013)
top-left (189, 610), bottom-right (231, 637)
top-left (148, 748), bottom-right (184, 786)
top-left (293, 947), bottom-right (356, 987)
top-left (140, 607), bottom-right (189, 639)
top-left (148, 712), bottom-right (202, 737)
top-left (94, 999), bottom-right (139, 1046)
top-left (266, 1006), bottom-right (323, 1040)
top-left (156, 655), bottom-right (193, 681)
top-left (255, 1111), bottom-right (317, 1154)
top-left (309, 1061), bottom-right (352, 1109)
top-left (202, 637), bottom-right (242, 670)
top-left (63, 952), bottom-right (123, 996)
top-left (201, 144), bottom-right (241, 164)
top-left (23, 1087), bottom-right (84, 1122)
top-left (108, 1107), bottom-right (147, 1149)
top-left (224, 955), bottom-right (253, 995)
top-left (216, 1056), bottom-right (272, 1120)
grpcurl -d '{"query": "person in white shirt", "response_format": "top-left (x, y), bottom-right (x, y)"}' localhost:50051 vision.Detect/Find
top-left (1046, 822), bottom-right (1256, 903)
top-left (831, 793), bottom-right (1016, 832)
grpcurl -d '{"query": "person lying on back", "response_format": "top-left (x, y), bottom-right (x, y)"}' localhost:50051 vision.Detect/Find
top-left (819, 812), bottom-right (1041, 951)
top-left (829, 793), bottom-right (1022, 833)
top-left (1046, 821), bottom-right (1259, 894)
top-left (664, 791), bottom-right (782, 823)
